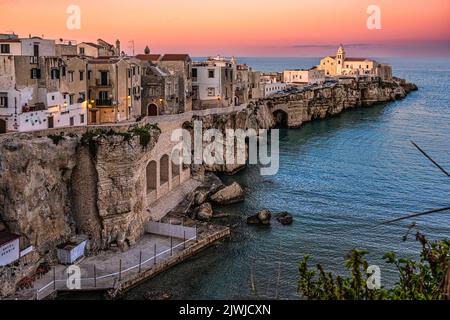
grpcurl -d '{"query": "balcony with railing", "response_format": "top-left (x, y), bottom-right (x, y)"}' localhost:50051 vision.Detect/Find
top-left (95, 99), bottom-right (113, 106)
top-left (95, 79), bottom-right (112, 87)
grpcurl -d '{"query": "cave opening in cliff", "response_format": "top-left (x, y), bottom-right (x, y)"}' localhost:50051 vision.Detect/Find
top-left (273, 110), bottom-right (288, 128)
top-left (146, 160), bottom-right (157, 194)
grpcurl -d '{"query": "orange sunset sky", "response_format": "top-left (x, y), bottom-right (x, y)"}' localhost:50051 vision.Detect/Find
top-left (1, 0), bottom-right (449, 57)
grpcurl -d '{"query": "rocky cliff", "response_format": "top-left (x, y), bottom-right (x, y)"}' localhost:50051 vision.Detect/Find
top-left (266, 77), bottom-right (417, 128)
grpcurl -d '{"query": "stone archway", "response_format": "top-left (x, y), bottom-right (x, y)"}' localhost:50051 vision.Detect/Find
top-left (146, 160), bottom-right (157, 201)
top-left (171, 149), bottom-right (181, 188)
top-left (147, 104), bottom-right (158, 117)
top-left (160, 155), bottom-right (169, 186)
top-left (273, 109), bottom-right (288, 128)
top-left (0, 119), bottom-right (6, 134)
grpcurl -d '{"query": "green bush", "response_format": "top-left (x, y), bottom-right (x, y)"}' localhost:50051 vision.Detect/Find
top-left (298, 232), bottom-right (450, 300)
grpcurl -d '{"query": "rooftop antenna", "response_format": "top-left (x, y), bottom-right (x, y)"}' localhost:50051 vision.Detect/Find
top-left (128, 40), bottom-right (135, 56)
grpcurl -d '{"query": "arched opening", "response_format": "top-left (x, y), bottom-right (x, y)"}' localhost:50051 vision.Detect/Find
top-left (171, 149), bottom-right (181, 188)
top-left (160, 155), bottom-right (169, 186)
top-left (0, 119), bottom-right (7, 134)
top-left (146, 161), bottom-right (157, 195)
top-left (147, 104), bottom-right (158, 117)
top-left (273, 110), bottom-right (288, 128)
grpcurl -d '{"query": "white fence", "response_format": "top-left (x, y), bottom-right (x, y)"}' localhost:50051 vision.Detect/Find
top-left (35, 227), bottom-right (197, 300)
top-left (145, 221), bottom-right (197, 240)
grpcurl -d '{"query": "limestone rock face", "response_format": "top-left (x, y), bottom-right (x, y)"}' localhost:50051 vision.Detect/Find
top-left (266, 78), bottom-right (416, 128)
top-left (0, 134), bottom-right (79, 253)
top-left (210, 182), bottom-right (245, 205)
top-left (195, 103), bottom-right (275, 174)
top-left (0, 126), bottom-right (161, 257)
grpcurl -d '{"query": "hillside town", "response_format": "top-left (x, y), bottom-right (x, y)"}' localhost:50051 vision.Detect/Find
top-left (0, 34), bottom-right (393, 134)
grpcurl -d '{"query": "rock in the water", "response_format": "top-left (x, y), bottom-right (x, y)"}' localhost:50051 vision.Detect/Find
top-left (210, 182), bottom-right (245, 205)
top-left (276, 212), bottom-right (293, 225)
top-left (196, 203), bottom-right (213, 221)
top-left (247, 210), bottom-right (271, 226)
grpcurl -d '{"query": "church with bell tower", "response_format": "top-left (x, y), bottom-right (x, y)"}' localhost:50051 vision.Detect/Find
top-left (316, 45), bottom-right (389, 79)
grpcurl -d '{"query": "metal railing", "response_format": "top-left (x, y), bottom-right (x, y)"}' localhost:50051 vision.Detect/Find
top-left (35, 233), bottom-right (197, 300)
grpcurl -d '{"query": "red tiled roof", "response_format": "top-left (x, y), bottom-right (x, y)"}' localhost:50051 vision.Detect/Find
top-left (136, 54), bottom-right (161, 61)
top-left (160, 54), bottom-right (190, 61)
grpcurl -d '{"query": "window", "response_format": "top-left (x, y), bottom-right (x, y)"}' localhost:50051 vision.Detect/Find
top-left (80, 71), bottom-right (84, 81)
top-left (61, 66), bottom-right (66, 77)
top-left (79, 47), bottom-right (85, 55)
top-left (0, 93), bottom-right (8, 108)
top-left (207, 87), bottom-right (215, 97)
top-left (68, 71), bottom-right (74, 82)
top-left (80, 114), bottom-right (85, 124)
top-left (1, 44), bottom-right (10, 54)
top-left (50, 68), bottom-right (60, 80)
top-left (192, 68), bottom-right (197, 78)
top-left (69, 94), bottom-right (74, 105)
top-left (31, 68), bottom-right (41, 79)
top-left (70, 117), bottom-right (74, 126)
top-left (99, 91), bottom-right (108, 100)
top-left (100, 71), bottom-right (108, 85)
top-left (208, 69), bottom-right (215, 78)
top-left (88, 70), bottom-right (92, 80)
top-left (79, 92), bottom-right (86, 102)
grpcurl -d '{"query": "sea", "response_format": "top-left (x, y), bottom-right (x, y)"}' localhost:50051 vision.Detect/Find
top-left (88, 57), bottom-right (450, 300)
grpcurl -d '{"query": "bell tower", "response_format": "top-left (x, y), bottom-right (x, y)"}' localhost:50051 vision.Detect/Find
top-left (336, 45), bottom-right (345, 75)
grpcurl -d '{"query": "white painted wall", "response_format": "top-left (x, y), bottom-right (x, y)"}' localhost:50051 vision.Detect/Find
top-left (262, 82), bottom-right (286, 97)
top-left (193, 66), bottom-right (222, 101)
top-left (0, 41), bottom-right (21, 56)
top-left (21, 38), bottom-right (56, 56)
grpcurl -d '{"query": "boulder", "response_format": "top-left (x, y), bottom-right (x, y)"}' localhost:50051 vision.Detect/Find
top-left (247, 210), bottom-right (272, 226)
top-left (210, 182), bottom-right (245, 205)
top-left (276, 212), bottom-right (294, 225)
top-left (196, 203), bottom-right (213, 221)
top-left (194, 190), bottom-right (209, 206)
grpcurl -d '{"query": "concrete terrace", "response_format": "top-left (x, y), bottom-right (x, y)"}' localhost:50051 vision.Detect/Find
top-left (11, 178), bottom-right (230, 300)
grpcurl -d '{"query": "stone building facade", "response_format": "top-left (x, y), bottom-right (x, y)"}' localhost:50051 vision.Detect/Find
top-left (139, 62), bottom-right (181, 116)
top-left (86, 57), bottom-right (141, 124)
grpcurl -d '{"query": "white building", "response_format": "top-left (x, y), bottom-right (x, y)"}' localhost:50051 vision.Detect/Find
top-left (192, 56), bottom-right (236, 109)
top-left (283, 68), bottom-right (325, 85)
top-left (262, 82), bottom-right (287, 98)
top-left (0, 55), bottom-right (87, 133)
top-left (0, 35), bottom-right (55, 58)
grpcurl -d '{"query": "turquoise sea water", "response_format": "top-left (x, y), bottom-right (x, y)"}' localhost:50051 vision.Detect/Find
top-left (124, 57), bottom-right (450, 300)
